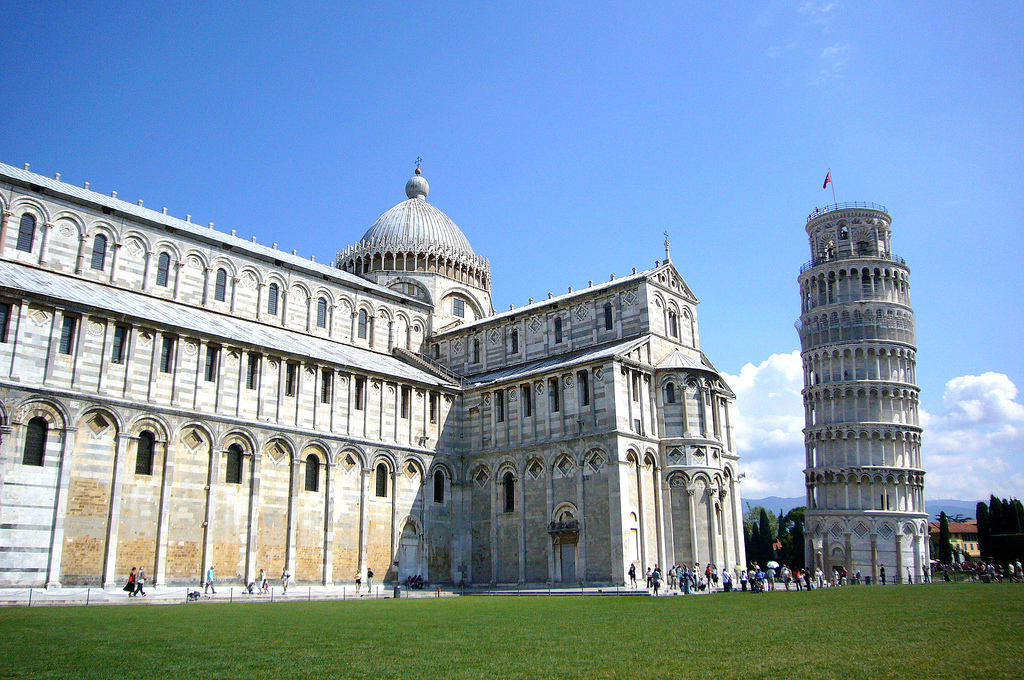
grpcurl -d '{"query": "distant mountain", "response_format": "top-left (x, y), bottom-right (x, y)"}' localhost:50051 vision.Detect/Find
top-left (742, 496), bottom-right (805, 516)
top-left (742, 496), bottom-right (984, 522)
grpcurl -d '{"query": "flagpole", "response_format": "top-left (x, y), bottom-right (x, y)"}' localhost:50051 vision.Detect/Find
top-left (829, 168), bottom-right (837, 206)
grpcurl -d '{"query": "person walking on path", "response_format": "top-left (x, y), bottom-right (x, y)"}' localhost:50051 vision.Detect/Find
top-left (124, 567), bottom-right (137, 596)
top-left (281, 569), bottom-right (291, 593)
top-left (652, 567), bottom-right (661, 596)
top-left (135, 567), bottom-right (147, 597)
top-left (258, 568), bottom-right (268, 594)
top-left (205, 566), bottom-right (216, 594)
top-left (366, 568), bottom-right (374, 592)
top-left (628, 563), bottom-right (637, 588)
top-left (880, 565), bottom-right (886, 585)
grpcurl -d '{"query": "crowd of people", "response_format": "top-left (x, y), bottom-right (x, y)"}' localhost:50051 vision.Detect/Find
top-left (627, 559), bottom-right (963, 595)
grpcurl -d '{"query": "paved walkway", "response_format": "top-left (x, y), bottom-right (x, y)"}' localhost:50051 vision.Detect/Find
top-left (0, 583), bottom-right (448, 607)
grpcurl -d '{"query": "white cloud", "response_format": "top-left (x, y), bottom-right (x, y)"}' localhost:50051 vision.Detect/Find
top-left (798, 1), bottom-right (837, 14)
top-left (723, 351), bottom-right (806, 498)
top-left (725, 356), bottom-right (1024, 504)
top-left (811, 43), bottom-right (851, 83)
top-left (921, 373), bottom-right (1024, 500)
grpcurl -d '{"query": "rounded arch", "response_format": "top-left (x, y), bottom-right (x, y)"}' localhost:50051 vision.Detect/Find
top-left (13, 397), bottom-right (70, 430)
top-left (75, 405), bottom-right (125, 434)
top-left (219, 428), bottom-right (258, 454)
top-left (126, 413), bottom-right (171, 441)
top-left (336, 445), bottom-right (367, 469)
top-left (120, 229), bottom-right (153, 254)
top-left (152, 239), bottom-right (183, 261)
top-left (439, 287), bottom-right (485, 318)
top-left (289, 281), bottom-right (312, 302)
top-left (370, 449), bottom-right (397, 470)
top-left (398, 515), bottom-right (421, 535)
top-left (10, 196), bottom-right (51, 224)
top-left (387, 277), bottom-right (433, 305)
top-left (300, 440), bottom-right (331, 465)
top-left (51, 211), bottom-right (88, 239)
top-left (210, 256), bottom-right (239, 278)
top-left (552, 501), bottom-right (578, 523)
top-left (495, 458), bottom-right (519, 478)
top-left (262, 435), bottom-right (296, 463)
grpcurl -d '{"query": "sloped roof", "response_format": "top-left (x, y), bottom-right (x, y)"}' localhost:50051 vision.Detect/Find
top-left (466, 337), bottom-right (648, 387)
top-left (0, 260), bottom-right (453, 388)
top-left (0, 162), bottom-right (423, 308)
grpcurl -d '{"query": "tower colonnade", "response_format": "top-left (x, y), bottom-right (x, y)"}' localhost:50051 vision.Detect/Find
top-left (797, 203), bottom-right (928, 584)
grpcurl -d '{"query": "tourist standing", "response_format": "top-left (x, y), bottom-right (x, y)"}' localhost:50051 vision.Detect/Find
top-left (880, 565), bottom-right (886, 585)
top-left (258, 568), bottom-right (268, 594)
top-left (628, 563), bottom-right (637, 588)
top-left (205, 566), bottom-right (216, 594)
top-left (652, 567), bottom-right (661, 596)
top-left (367, 567), bottom-right (374, 591)
top-left (722, 568), bottom-right (732, 593)
top-left (281, 568), bottom-right (291, 593)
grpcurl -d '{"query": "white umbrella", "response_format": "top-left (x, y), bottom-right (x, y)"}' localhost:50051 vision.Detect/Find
top-left (766, 560), bottom-right (780, 569)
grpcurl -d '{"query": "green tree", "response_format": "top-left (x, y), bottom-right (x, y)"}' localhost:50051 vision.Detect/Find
top-left (938, 511), bottom-right (953, 565)
top-left (977, 502), bottom-right (991, 559)
top-left (758, 508), bottom-right (773, 565)
top-left (786, 507), bottom-right (807, 570)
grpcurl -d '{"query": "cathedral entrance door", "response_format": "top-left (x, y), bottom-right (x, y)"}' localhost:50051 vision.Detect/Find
top-left (560, 543), bottom-right (576, 583)
top-left (398, 524), bottom-right (420, 582)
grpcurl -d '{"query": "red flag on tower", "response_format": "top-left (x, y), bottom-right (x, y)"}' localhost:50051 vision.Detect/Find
top-left (823, 171), bottom-right (832, 189)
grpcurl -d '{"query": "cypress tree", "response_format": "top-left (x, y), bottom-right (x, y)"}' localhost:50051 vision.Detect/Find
top-left (977, 502), bottom-right (990, 560)
top-left (758, 508), bottom-right (772, 564)
top-left (938, 511), bottom-right (953, 565)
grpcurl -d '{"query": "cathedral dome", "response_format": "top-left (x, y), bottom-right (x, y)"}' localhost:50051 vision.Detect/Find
top-left (338, 168), bottom-right (491, 292)
top-left (358, 170), bottom-right (477, 257)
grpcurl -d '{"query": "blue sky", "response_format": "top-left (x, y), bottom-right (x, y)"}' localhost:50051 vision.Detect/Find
top-left (3, 1), bottom-right (1021, 501)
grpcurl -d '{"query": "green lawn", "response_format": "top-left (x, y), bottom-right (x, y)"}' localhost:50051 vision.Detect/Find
top-left (1, 584), bottom-right (1021, 679)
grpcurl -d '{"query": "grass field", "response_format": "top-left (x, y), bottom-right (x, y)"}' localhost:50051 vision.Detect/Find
top-left (1, 583), bottom-right (1021, 680)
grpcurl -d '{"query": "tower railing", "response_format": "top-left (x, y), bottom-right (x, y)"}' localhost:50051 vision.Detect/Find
top-left (800, 252), bottom-right (906, 274)
top-left (806, 202), bottom-right (888, 222)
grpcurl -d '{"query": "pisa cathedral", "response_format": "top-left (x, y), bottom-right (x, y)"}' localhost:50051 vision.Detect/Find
top-left (0, 161), bottom-right (745, 589)
top-left (798, 203), bottom-right (928, 583)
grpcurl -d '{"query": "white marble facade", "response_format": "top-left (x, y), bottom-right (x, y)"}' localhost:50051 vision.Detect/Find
top-left (0, 162), bottom-right (744, 588)
top-left (797, 203), bottom-right (929, 583)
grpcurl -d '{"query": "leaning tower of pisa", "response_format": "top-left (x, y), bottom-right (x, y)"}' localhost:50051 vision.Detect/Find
top-left (797, 202), bottom-right (928, 584)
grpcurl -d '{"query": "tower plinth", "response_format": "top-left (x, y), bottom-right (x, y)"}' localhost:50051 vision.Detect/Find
top-left (797, 203), bottom-right (928, 584)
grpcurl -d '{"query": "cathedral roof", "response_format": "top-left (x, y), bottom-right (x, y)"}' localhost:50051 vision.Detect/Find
top-left (357, 170), bottom-right (477, 258)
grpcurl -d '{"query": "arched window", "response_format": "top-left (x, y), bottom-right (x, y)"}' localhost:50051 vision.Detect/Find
top-left (16, 214), bottom-right (36, 252)
top-left (316, 297), bottom-right (328, 328)
top-left (375, 463), bottom-right (388, 497)
top-left (358, 309), bottom-right (369, 339)
top-left (503, 471), bottom-right (515, 512)
top-left (510, 328), bottom-right (519, 354)
top-left (554, 317), bottom-right (563, 344)
top-left (226, 444), bottom-right (244, 484)
top-left (604, 302), bottom-right (613, 330)
top-left (267, 282), bottom-right (279, 315)
top-left (156, 253), bottom-right (171, 287)
top-left (433, 469), bottom-right (445, 504)
top-left (666, 382), bottom-right (676, 404)
top-left (91, 234), bottom-right (108, 270)
top-left (214, 268), bottom-right (227, 302)
top-left (23, 416), bottom-right (48, 466)
top-left (668, 310), bottom-right (678, 338)
top-left (305, 454), bottom-right (320, 492)
top-left (135, 431), bottom-right (155, 475)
